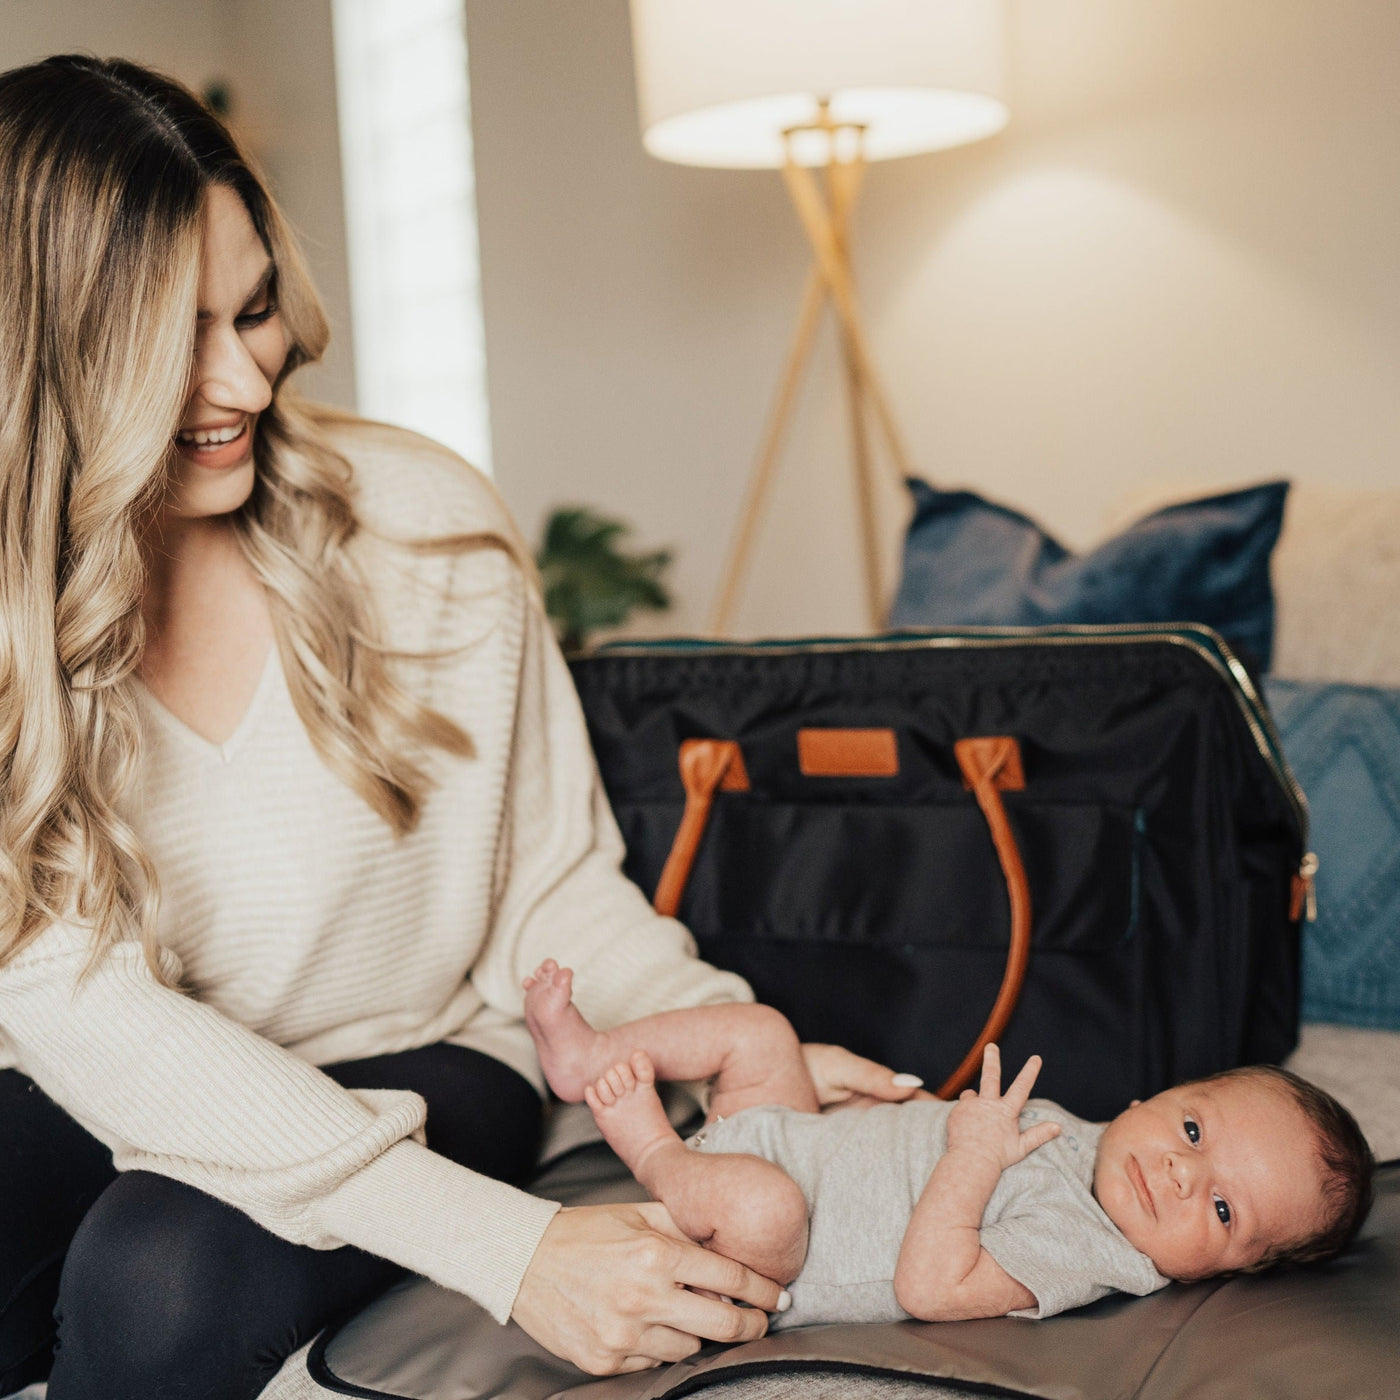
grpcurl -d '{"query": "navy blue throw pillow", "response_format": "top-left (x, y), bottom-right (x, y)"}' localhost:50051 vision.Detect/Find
top-left (888, 480), bottom-right (1288, 672)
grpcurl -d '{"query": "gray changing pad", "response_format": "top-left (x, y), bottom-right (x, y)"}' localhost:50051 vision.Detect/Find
top-left (262, 1140), bottom-right (1400, 1400)
top-left (253, 1029), bottom-right (1400, 1400)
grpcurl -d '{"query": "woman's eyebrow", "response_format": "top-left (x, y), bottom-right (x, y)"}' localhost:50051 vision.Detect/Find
top-left (239, 262), bottom-right (277, 310)
top-left (196, 261), bottom-right (276, 322)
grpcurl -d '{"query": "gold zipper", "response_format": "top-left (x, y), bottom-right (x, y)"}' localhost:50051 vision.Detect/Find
top-left (590, 624), bottom-right (1315, 900)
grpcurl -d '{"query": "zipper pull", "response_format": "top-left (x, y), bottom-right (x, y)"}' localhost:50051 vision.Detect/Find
top-left (1290, 852), bottom-right (1319, 923)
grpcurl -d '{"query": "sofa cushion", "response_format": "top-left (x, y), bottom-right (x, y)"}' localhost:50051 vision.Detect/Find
top-left (889, 480), bottom-right (1287, 673)
top-left (1270, 485), bottom-right (1400, 685)
top-left (1266, 679), bottom-right (1400, 1029)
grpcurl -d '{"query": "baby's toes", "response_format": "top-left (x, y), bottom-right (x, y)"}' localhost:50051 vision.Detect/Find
top-left (629, 1050), bottom-right (656, 1087)
top-left (612, 1060), bottom-right (637, 1095)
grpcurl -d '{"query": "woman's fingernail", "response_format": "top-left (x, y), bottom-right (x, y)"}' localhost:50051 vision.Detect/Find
top-left (891, 1073), bottom-right (924, 1088)
top-left (776, 1290), bottom-right (792, 1312)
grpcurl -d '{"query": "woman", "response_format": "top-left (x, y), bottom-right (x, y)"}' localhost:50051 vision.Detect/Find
top-left (0, 56), bottom-right (914, 1399)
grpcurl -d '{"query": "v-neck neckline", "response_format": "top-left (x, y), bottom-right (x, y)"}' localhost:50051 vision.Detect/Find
top-left (134, 645), bottom-right (281, 764)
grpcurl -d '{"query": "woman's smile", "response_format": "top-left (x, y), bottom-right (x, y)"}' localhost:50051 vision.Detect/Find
top-left (173, 415), bottom-right (253, 470)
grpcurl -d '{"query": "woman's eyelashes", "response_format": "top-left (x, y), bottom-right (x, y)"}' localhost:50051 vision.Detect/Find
top-left (236, 303), bottom-right (278, 330)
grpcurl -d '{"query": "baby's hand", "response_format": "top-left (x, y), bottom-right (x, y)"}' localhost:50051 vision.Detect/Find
top-left (945, 1044), bottom-right (1060, 1174)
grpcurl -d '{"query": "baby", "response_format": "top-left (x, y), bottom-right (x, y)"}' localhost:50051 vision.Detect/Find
top-left (523, 961), bottom-right (1375, 1326)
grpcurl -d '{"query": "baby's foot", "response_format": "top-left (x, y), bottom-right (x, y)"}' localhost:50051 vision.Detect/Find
top-left (584, 1052), bottom-right (679, 1184)
top-left (522, 959), bottom-right (611, 1101)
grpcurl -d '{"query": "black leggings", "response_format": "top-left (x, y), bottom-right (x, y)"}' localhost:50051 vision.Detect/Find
top-left (0, 1045), bottom-right (543, 1400)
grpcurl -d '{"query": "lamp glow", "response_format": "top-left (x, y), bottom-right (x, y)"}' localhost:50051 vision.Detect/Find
top-left (628, 0), bottom-right (1009, 635)
top-left (631, 0), bottom-right (1008, 170)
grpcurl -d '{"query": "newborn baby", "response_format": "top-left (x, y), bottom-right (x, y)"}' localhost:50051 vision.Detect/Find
top-left (523, 961), bottom-right (1374, 1325)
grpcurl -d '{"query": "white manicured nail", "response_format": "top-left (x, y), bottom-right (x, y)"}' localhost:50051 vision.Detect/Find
top-left (891, 1073), bottom-right (924, 1088)
top-left (776, 1290), bottom-right (792, 1312)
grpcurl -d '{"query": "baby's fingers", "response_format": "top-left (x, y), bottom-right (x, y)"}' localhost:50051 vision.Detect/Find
top-left (977, 1043), bottom-right (1002, 1098)
top-left (1002, 1053), bottom-right (1044, 1112)
top-left (1016, 1120), bottom-right (1061, 1160)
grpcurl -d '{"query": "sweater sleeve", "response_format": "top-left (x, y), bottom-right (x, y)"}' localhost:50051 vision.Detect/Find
top-left (469, 572), bottom-right (753, 1032)
top-left (0, 923), bottom-right (558, 1323)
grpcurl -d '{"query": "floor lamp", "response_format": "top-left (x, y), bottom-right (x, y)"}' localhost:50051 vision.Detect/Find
top-left (629, 0), bottom-right (1009, 636)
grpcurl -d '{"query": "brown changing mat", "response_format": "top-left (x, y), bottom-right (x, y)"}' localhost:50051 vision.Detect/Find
top-left (295, 1142), bottom-right (1400, 1400)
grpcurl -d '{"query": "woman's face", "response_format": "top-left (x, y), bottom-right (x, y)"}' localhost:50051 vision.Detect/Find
top-left (164, 183), bottom-right (289, 523)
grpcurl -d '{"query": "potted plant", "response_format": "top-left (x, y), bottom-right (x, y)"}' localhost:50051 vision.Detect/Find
top-left (536, 506), bottom-right (672, 654)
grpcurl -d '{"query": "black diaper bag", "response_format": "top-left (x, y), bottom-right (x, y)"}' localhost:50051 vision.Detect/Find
top-left (569, 625), bottom-right (1312, 1121)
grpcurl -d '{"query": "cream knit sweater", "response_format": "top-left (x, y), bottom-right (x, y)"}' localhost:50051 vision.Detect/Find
top-left (0, 420), bottom-right (751, 1325)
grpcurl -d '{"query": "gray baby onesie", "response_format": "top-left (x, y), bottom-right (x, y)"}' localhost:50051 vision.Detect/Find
top-left (691, 1098), bottom-right (1168, 1327)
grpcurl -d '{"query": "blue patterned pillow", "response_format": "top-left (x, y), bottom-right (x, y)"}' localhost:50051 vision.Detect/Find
top-left (889, 481), bottom-right (1288, 672)
top-left (1265, 681), bottom-right (1400, 1029)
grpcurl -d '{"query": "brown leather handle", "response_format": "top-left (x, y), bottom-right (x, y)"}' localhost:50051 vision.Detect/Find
top-left (653, 739), bottom-right (748, 918)
top-left (935, 736), bottom-right (1033, 1099)
top-left (649, 733), bottom-right (1032, 1102)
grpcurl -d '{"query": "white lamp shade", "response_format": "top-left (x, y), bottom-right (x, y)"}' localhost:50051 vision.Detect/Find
top-left (630, 0), bottom-right (1008, 169)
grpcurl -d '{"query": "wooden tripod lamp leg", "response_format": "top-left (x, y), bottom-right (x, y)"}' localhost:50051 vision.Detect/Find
top-left (782, 159), bottom-right (917, 486)
top-left (708, 131), bottom-right (918, 637)
top-left (707, 263), bottom-right (828, 638)
top-left (825, 154), bottom-right (884, 630)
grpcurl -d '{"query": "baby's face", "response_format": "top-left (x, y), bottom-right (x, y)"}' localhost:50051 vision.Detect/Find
top-left (1093, 1075), bottom-right (1326, 1280)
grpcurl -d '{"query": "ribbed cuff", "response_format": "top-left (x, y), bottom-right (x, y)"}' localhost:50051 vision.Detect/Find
top-left (315, 1138), bottom-right (561, 1323)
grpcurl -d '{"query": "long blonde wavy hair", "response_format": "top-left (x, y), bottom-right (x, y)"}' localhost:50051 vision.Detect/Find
top-left (0, 55), bottom-right (512, 980)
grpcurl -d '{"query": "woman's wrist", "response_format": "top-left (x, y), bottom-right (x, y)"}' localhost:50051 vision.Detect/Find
top-left (318, 1137), bottom-right (561, 1324)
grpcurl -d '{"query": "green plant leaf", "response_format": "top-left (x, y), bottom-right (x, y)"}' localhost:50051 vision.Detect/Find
top-left (536, 506), bottom-right (673, 652)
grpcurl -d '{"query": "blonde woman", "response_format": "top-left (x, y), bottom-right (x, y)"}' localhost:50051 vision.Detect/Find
top-left (0, 56), bottom-right (918, 1399)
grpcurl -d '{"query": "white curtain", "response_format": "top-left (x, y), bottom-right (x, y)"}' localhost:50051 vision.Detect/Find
top-left (332, 0), bottom-right (493, 474)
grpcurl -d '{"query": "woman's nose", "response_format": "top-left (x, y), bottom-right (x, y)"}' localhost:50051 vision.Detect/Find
top-left (193, 326), bottom-right (272, 413)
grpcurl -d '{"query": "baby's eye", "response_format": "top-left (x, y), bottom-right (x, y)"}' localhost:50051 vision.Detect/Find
top-left (1214, 1195), bottom-right (1232, 1226)
top-left (1184, 1116), bottom-right (1201, 1144)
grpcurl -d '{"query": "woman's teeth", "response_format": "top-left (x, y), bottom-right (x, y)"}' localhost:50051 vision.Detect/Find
top-left (177, 422), bottom-right (245, 446)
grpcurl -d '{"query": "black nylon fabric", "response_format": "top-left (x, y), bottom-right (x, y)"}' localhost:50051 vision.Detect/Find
top-left (569, 633), bottom-right (1304, 1122)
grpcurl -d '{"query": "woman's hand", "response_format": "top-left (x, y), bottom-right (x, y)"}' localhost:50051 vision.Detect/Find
top-left (511, 1201), bottom-right (784, 1376)
top-left (801, 1042), bottom-right (932, 1109)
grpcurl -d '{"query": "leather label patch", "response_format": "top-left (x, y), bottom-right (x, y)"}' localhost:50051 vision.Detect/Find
top-left (797, 728), bottom-right (899, 778)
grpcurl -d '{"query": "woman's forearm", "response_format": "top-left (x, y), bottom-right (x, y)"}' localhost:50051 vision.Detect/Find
top-left (0, 923), bottom-right (558, 1321)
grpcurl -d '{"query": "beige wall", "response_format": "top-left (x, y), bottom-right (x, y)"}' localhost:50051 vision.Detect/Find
top-left (0, 0), bottom-right (230, 84)
top-left (7, 2), bottom-right (1398, 642)
top-left (468, 0), bottom-right (1400, 638)
top-left (0, 0), bottom-right (356, 411)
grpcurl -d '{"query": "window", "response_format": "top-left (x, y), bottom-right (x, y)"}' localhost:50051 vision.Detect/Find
top-left (331, 0), bottom-right (493, 472)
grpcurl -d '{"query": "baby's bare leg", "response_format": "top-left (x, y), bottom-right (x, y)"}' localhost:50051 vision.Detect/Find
top-left (523, 960), bottom-right (818, 1117)
top-left (587, 1052), bottom-right (809, 1285)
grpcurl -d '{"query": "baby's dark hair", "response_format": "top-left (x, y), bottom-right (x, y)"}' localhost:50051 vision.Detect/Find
top-left (1198, 1064), bottom-right (1374, 1271)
